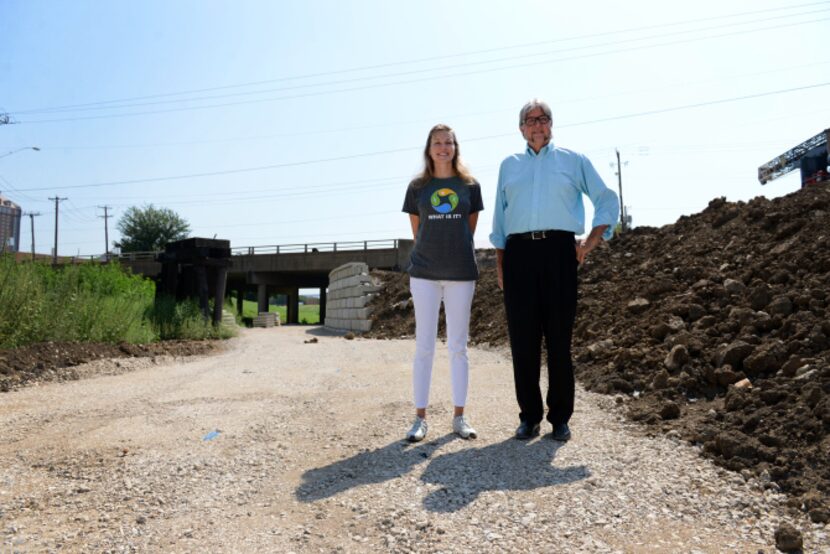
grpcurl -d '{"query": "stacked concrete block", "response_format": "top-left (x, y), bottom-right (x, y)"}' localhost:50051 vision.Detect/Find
top-left (221, 310), bottom-right (238, 328)
top-left (253, 311), bottom-right (280, 328)
top-left (325, 262), bottom-right (380, 333)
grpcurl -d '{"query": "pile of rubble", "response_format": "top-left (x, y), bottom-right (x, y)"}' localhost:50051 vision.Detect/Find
top-left (367, 185), bottom-right (830, 522)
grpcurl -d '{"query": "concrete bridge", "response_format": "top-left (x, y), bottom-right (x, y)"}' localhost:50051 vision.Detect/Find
top-left (118, 239), bottom-right (413, 324)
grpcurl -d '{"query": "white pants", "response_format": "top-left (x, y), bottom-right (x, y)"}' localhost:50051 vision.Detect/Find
top-left (409, 277), bottom-right (476, 409)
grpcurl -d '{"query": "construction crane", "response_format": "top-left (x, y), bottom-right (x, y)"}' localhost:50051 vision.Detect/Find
top-left (758, 128), bottom-right (830, 186)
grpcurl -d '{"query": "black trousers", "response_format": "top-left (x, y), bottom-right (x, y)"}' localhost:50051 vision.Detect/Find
top-left (503, 231), bottom-right (578, 426)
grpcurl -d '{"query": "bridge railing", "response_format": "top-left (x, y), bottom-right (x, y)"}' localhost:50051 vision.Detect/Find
top-left (112, 239), bottom-right (406, 261)
top-left (230, 239), bottom-right (401, 256)
top-left (116, 251), bottom-right (158, 262)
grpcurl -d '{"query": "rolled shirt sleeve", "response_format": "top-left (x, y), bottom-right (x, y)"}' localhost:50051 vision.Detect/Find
top-left (579, 154), bottom-right (620, 241)
top-left (489, 160), bottom-right (508, 249)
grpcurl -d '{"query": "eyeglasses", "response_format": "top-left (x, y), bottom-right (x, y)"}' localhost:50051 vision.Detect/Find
top-left (523, 116), bottom-right (551, 126)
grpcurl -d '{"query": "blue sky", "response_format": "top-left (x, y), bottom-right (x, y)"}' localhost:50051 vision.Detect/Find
top-left (1, 0), bottom-right (828, 258)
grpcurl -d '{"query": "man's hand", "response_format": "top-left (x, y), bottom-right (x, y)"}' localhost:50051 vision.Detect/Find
top-left (575, 238), bottom-right (597, 264)
top-left (575, 225), bottom-right (608, 264)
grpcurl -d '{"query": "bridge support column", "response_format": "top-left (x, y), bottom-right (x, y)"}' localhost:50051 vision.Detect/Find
top-left (236, 288), bottom-right (244, 316)
top-left (319, 286), bottom-right (327, 324)
top-left (287, 288), bottom-right (299, 324)
top-left (257, 284), bottom-right (269, 314)
top-left (212, 266), bottom-right (228, 325)
top-left (195, 266), bottom-right (209, 320)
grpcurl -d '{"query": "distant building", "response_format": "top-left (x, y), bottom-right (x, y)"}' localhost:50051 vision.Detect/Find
top-left (0, 195), bottom-right (22, 253)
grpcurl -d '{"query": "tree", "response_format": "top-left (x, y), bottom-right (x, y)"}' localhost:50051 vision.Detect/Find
top-left (115, 204), bottom-right (190, 252)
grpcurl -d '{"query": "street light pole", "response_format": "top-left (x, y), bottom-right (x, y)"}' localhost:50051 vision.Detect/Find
top-left (0, 146), bottom-right (40, 160)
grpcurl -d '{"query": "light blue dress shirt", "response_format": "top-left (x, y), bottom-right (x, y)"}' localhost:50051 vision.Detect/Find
top-left (489, 142), bottom-right (620, 249)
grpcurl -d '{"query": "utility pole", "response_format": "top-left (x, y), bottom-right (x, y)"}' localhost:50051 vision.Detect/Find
top-left (48, 196), bottom-right (67, 264)
top-left (98, 205), bottom-right (113, 261)
top-left (23, 212), bottom-right (41, 261)
top-left (614, 148), bottom-right (627, 233)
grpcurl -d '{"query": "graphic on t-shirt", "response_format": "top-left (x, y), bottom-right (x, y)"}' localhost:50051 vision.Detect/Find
top-left (430, 188), bottom-right (459, 214)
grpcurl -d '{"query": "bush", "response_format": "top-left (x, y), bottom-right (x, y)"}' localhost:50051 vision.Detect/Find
top-left (0, 257), bottom-right (236, 347)
top-left (148, 295), bottom-right (237, 340)
top-left (0, 257), bottom-right (156, 348)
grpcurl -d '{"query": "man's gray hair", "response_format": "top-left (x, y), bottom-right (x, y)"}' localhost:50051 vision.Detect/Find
top-left (519, 99), bottom-right (552, 125)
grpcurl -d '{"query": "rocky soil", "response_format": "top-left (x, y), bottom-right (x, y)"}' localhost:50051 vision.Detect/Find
top-left (0, 340), bottom-right (220, 392)
top-left (366, 184), bottom-right (830, 525)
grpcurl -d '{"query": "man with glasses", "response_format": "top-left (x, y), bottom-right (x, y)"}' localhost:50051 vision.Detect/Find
top-left (490, 99), bottom-right (619, 441)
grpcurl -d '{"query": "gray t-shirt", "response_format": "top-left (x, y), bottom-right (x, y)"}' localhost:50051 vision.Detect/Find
top-left (402, 176), bottom-right (484, 281)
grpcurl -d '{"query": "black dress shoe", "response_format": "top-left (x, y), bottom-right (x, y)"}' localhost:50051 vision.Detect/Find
top-left (515, 421), bottom-right (541, 440)
top-left (551, 423), bottom-right (571, 442)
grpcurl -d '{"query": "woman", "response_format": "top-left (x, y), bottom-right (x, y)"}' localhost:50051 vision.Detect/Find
top-left (401, 124), bottom-right (484, 442)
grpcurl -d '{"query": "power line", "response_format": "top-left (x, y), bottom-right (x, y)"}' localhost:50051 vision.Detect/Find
top-left (0, 174), bottom-right (39, 204)
top-left (17, 6), bottom-right (830, 117)
top-left (561, 81), bottom-right (830, 128)
top-left (33, 58), bottom-right (830, 153)
top-left (14, 80), bottom-right (830, 193)
top-left (11, 1), bottom-right (829, 116)
top-left (16, 14), bottom-right (830, 124)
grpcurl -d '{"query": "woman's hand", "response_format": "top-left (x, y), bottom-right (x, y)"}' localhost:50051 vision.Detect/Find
top-left (409, 214), bottom-right (420, 242)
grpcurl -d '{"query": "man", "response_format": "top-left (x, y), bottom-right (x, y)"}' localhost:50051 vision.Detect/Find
top-left (490, 99), bottom-right (619, 441)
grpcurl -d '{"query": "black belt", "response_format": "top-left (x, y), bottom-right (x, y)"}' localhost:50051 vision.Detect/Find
top-left (508, 229), bottom-right (573, 240)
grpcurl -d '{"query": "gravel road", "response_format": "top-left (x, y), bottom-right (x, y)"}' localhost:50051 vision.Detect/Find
top-left (1, 327), bottom-right (826, 553)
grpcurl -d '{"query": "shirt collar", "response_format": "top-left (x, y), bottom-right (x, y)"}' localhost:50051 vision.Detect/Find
top-left (525, 142), bottom-right (554, 157)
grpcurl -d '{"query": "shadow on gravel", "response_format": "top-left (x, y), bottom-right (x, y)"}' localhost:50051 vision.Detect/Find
top-left (304, 326), bottom-right (346, 337)
top-left (420, 438), bottom-right (589, 513)
top-left (295, 435), bottom-right (456, 502)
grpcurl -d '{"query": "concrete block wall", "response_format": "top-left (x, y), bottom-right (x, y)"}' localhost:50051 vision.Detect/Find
top-left (253, 311), bottom-right (280, 328)
top-left (325, 262), bottom-right (377, 333)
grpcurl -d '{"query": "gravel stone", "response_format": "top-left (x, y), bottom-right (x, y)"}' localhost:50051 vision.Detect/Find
top-left (1, 328), bottom-right (826, 552)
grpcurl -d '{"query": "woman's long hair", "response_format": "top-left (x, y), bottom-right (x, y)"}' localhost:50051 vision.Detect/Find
top-left (413, 124), bottom-right (475, 187)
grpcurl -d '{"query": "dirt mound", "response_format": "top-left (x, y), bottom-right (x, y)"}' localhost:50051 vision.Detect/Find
top-left (367, 185), bottom-right (830, 521)
top-left (366, 250), bottom-right (505, 344)
top-left (0, 340), bottom-right (220, 392)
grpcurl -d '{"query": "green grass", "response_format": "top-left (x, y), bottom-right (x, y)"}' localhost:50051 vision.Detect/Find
top-left (232, 299), bottom-right (321, 324)
top-left (0, 256), bottom-right (156, 348)
top-left (148, 295), bottom-right (237, 340)
top-left (0, 255), bottom-right (237, 348)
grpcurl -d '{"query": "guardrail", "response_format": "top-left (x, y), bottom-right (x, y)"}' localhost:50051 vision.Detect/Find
top-left (230, 239), bottom-right (401, 256)
top-left (116, 251), bottom-right (158, 262)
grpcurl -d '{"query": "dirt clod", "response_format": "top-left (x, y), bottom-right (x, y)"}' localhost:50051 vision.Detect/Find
top-left (774, 522), bottom-right (803, 552)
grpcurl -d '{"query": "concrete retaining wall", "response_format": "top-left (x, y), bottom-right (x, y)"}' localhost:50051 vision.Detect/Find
top-left (324, 262), bottom-right (377, 333)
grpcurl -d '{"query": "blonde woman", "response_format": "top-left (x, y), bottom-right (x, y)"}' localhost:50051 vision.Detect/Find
top-left (401, 124), bottom-right (483, 442)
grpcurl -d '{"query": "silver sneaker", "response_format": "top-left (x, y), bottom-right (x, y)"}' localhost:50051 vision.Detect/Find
top-left (406, 417), bottom-right (428, 442)
top-left (452, 415), bottom-right (477, 439)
